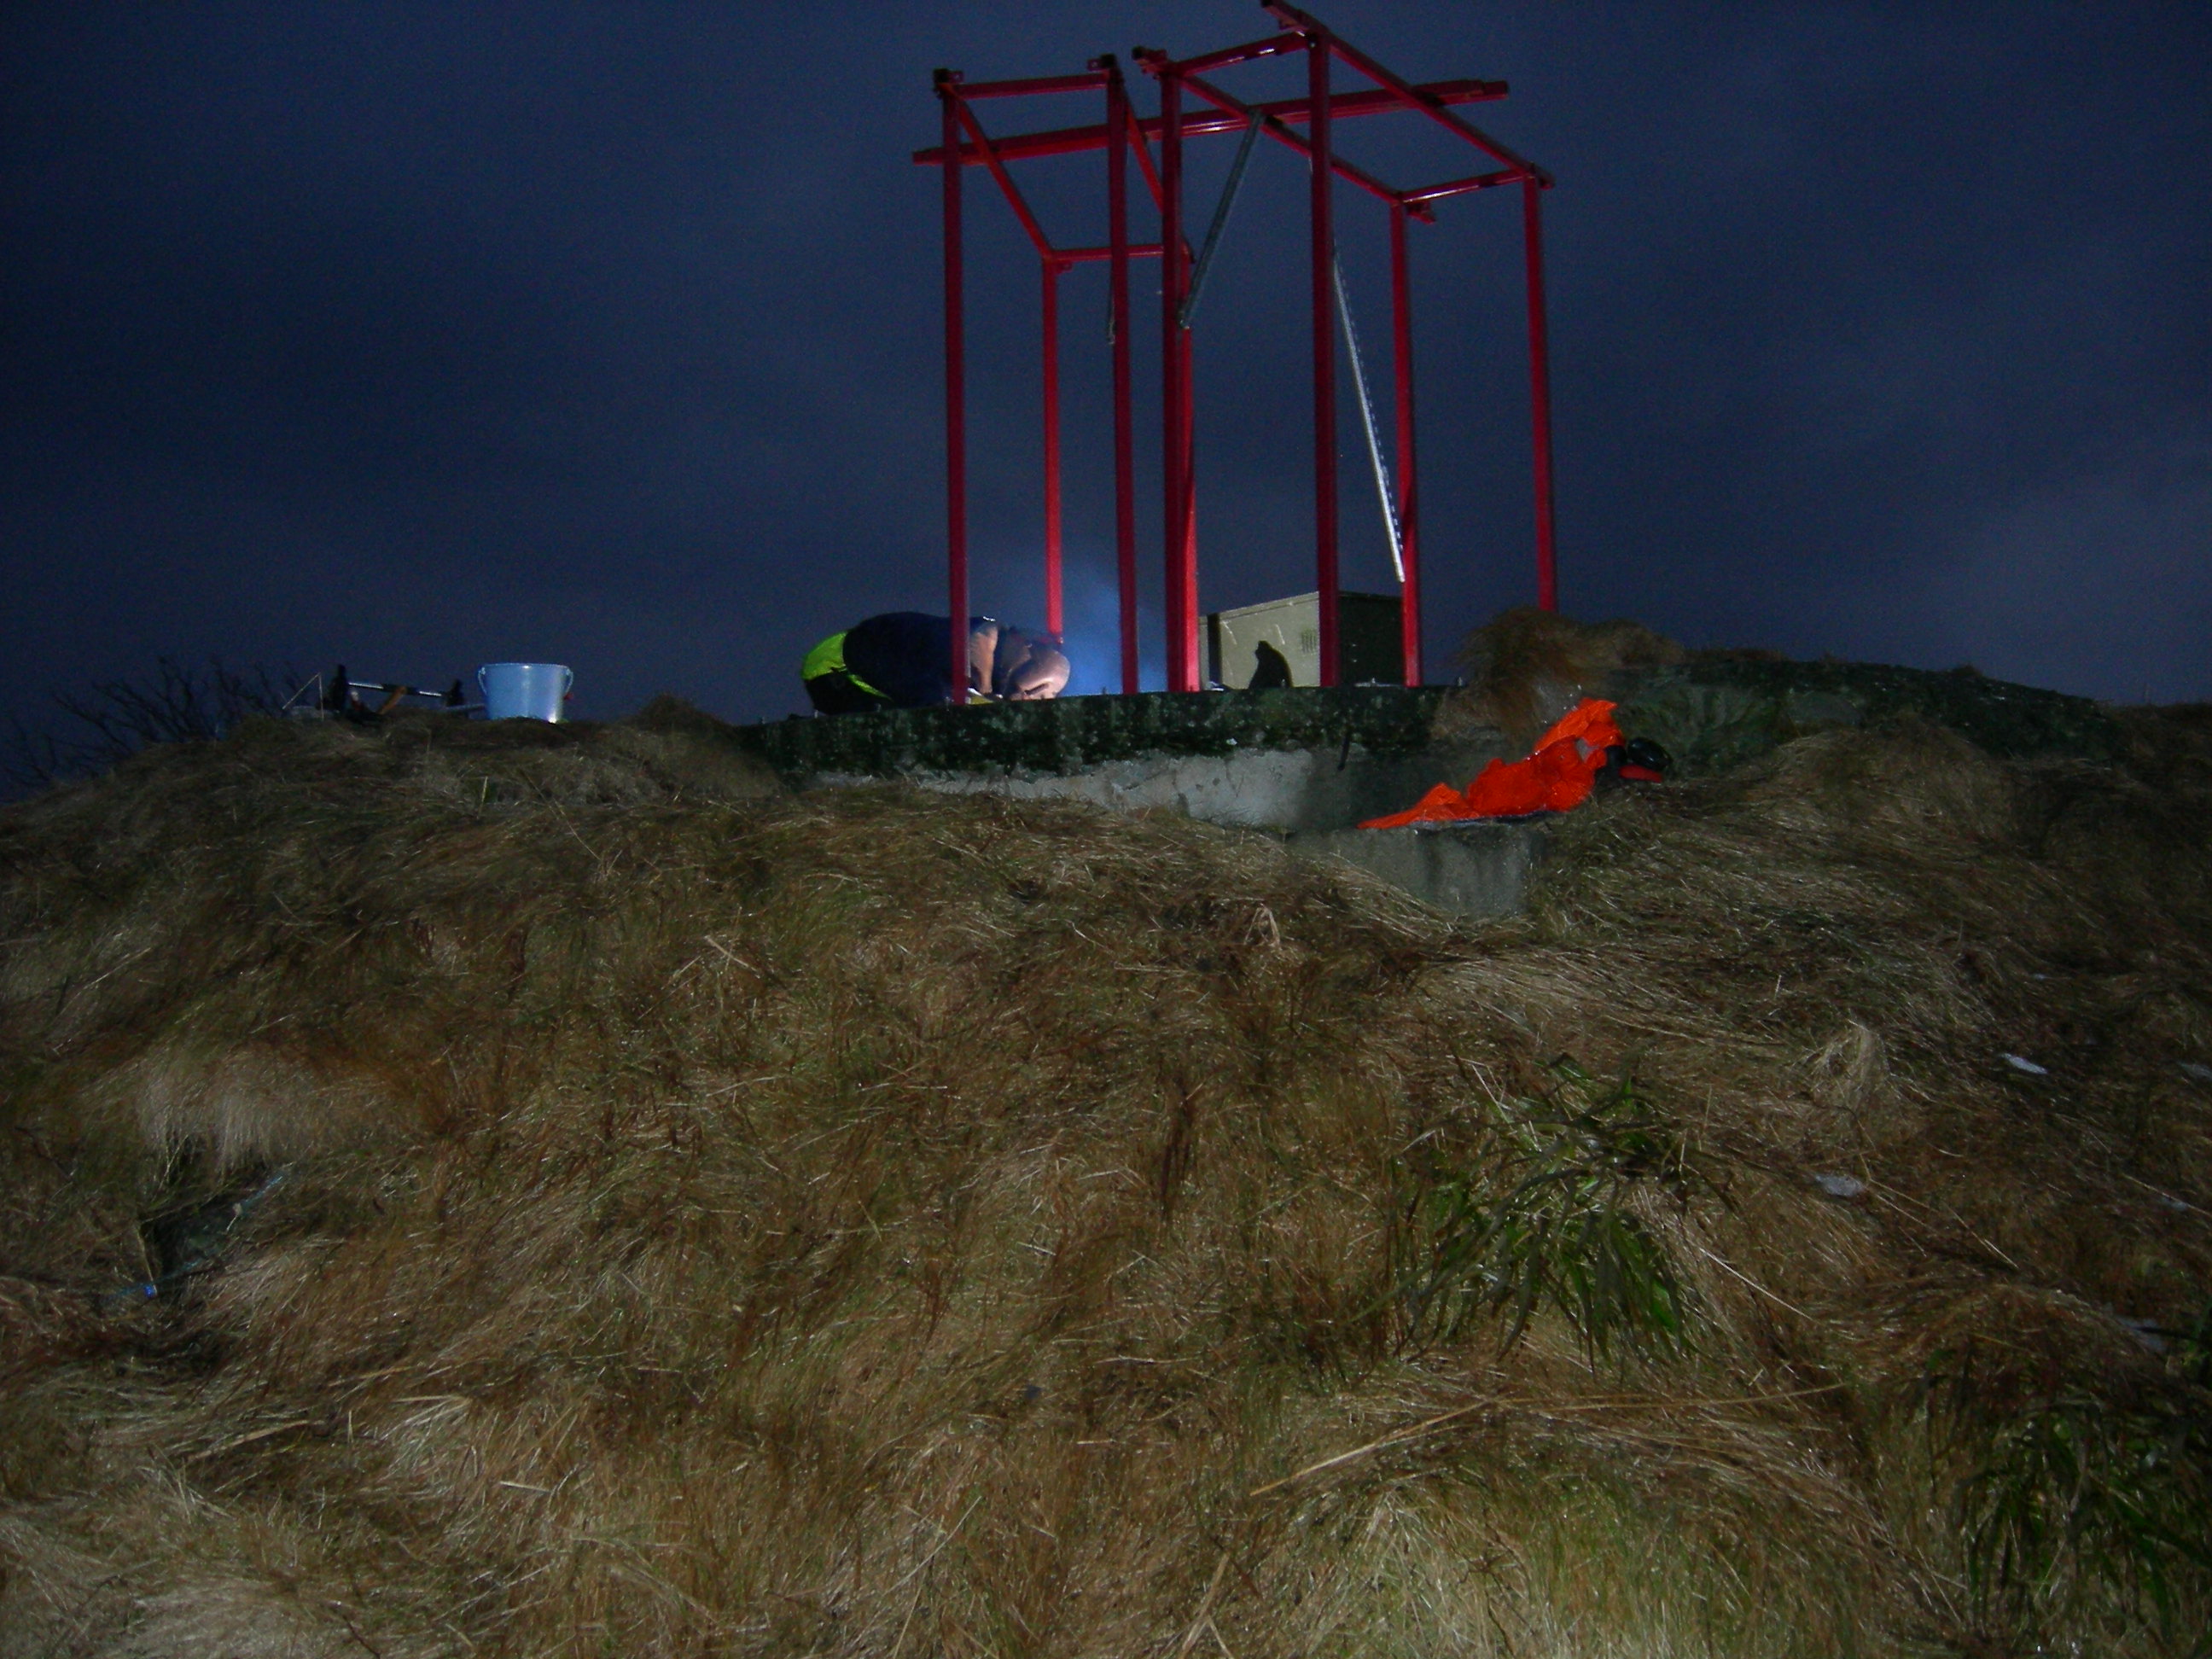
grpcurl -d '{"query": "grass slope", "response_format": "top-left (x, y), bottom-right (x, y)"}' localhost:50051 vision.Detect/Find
top-left (2, 702), bottom-right (2209, 1657)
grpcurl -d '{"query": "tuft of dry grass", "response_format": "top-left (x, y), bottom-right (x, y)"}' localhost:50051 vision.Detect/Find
top-left (1435, 608), bottom-right (1687, 750)
top-left (0, 698), bottom-right (2208, 1656)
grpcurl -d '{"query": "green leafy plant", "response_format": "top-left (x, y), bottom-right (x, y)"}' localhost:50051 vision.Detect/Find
top-left (1930, 1309), bottom-right (2212, 1645)
top-left (1394, 1060), bottom-right (1691, 1360)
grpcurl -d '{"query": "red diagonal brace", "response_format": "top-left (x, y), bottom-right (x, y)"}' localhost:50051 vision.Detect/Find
top-left (947, 96), bottom-right (1055, 259)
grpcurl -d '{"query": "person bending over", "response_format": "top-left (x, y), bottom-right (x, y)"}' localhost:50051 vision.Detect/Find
top-left (801, 613), bottom-right (1071, 713)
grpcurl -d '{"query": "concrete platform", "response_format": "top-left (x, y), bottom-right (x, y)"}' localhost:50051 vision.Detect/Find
top-left (1278, 819), bottom-right (1550, 920)
top-left (864, 742), bottom-right (1545, 921)
top-left (849, 733), bottom-right (1511, 837)
top-left (721, 670), bottom-right (2117, 922)
top-left (824, 735), bottom-right (1543, 922)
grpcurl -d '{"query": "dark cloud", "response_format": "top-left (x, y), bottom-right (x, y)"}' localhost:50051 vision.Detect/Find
top-left (3, 1), bottom-right (2207, 733)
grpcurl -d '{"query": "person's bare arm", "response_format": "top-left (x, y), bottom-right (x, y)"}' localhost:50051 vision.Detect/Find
top-left (966, 622), bottom-right (1002, 696)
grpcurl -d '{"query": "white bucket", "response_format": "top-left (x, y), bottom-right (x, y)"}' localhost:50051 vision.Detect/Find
top-left (478, 662), bottom-right (573, 722)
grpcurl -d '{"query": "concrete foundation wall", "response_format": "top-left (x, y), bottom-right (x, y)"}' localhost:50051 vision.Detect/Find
top-left (745, 666), bottom-right (2116, 923)
top-left (813, 736), bottom-right (1539, 921)
top-left (840, 736), bottom-right (1509, 838)
top-left (1280, 821), bottom-right (1550, 919)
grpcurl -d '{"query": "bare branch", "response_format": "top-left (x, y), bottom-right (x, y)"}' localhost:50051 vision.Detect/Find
top-left (1, 657), bottom-right (295, 796)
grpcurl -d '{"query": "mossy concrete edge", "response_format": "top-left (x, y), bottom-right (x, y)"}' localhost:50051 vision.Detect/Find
top-left (716, 663), bottom-right (2116, 784)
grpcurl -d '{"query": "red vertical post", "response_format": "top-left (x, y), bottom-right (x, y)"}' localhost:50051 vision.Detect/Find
top-left (1522, 174), bottom-right (1558, 613)
top-left (1106, 65), bottom-right (1138, 695)
top-left (939, 73), bottom-right (969, 701)
top-left (1307, 33), bottom-right (1340, 686)
top-left (1390, 201), bottom-right (1421, 686)
top-left (1179, 327), bottom-right (1196, 684)
top-left (1159, 69), bottom-right (1196, 692)
top-left (1041, 258), bottom-right (1064, 640)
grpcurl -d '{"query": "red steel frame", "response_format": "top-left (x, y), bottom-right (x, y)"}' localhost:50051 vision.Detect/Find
top-left (919, 6), bottom-right (1555, 699)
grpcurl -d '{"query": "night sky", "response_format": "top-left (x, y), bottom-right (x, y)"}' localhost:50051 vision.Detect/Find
top-left (4, 3), bottom-right (2207, 733)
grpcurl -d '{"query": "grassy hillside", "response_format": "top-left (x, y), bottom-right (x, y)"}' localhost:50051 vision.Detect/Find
top-left (2, 699), bottom-right (2209, 1656)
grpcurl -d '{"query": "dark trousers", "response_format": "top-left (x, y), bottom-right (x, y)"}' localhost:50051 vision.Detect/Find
top-left (803, 672), bottom-right (889, 715)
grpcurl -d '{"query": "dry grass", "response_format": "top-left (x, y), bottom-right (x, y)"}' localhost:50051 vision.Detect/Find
top-left (1435, 608), bottom-right (1687, 749)
top-left (1, 696), bottom-right (2209, 1656)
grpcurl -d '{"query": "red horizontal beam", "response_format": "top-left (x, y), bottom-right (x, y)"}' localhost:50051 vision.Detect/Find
top-left (1400, 166), bottom-right (1523, 206)
top-left (913, 78), bottom-right (1506, 166)
top-left (1055, 242), bottom-right (1162, 262)
top-left (1164, 32), bottom-right (1305, 77)
top-left (955, 71), bottom-right (1109, 100)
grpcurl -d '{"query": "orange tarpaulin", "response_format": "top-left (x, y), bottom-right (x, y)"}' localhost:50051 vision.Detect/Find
top-left (1362, 699), bottom-right (1625, 828)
